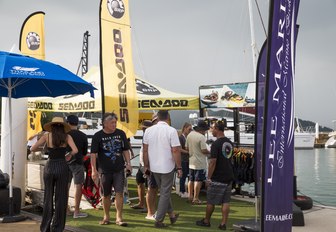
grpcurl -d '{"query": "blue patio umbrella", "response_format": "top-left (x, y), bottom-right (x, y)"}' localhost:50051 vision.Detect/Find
top-left (0, 51), bottom-right (96, 221)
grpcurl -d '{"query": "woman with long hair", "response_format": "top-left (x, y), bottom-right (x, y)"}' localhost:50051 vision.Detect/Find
top-left (31, 117), bottom-right (78, 232)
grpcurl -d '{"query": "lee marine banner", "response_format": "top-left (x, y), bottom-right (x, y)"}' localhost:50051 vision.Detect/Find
top-left (99, 0), bottom-right (138, 138)
top-left (19, 11), bottom-right (45, 60)
top-left (261, 0), bottom-right (300, 231)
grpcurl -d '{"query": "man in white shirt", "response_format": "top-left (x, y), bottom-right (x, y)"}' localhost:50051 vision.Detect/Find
top-left (143, 110), bottom-right (182, 228)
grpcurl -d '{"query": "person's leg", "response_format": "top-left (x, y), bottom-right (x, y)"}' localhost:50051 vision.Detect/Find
top-left (40, 162), bottom-right (55, 232)
top-left (179, 161), bottom-right (189, 194)
top-left (134, 169), bottom-right (145, 208)
top-left (114, 192), bottom-right (124, 222)
top-left (52, 161), bottom-right (69, 232)
top-left (146, 173), bottom-right (158, 217)
top-left (204, 204), bottom-right (215, 223)
top-left (188, 169), bottom-right (195, 201)
top-left (113, 170), bottom-right (126, 223)
top-left (72, 164), bottom-right (86, 216)
top-left (100, 173), bottom-right (113, 222)
top-left (221, 203), bottom-right (230, 225)
top-left (194, 181), bottom-right (203, 201)
top-left (153, 170), bottom-right (175, 222)
top-left (102, 195), bottom-right (111, 221)
top-left (138, 183), bottom-right (145, 207)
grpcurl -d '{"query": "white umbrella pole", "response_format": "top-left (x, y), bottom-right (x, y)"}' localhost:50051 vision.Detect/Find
top-left (8, 82), bottom-right (14, 215)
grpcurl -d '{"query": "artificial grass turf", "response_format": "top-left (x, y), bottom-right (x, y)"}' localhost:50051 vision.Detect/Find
top-left (66, 178), bottom-right (255, 231)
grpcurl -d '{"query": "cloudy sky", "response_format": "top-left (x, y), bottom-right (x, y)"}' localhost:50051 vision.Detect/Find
top-left (0, 0), bottom-right (335, 128)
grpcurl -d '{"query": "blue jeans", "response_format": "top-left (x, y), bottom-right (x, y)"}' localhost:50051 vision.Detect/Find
top-left (179, 161), bottom-right (189, 193)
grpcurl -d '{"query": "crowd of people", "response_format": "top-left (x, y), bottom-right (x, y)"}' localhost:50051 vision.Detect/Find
top-left (29, 110), bottom-right (234, 231)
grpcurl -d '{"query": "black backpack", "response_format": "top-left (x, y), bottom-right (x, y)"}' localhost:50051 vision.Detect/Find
top-left (0, 169), bottom-right (9, 188)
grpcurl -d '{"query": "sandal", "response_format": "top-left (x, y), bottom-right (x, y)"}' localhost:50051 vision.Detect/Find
top-left (192, 199), bottom-right (204, 205)
top-left (130, 204), bottom-right (144, 210)
top-left (116, 221), bottom-right (128, 227)
top-left (196, 218), bottom-right (211, 227)
top-left (99, 220), bottom-right (111, 225)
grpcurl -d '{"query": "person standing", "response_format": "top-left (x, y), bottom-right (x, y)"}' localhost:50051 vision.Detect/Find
top-left (66, 115), bottom-right (89, 218)
top-left (90, 112), bottom-right (132, 227)
top-left (31, 117), bottom-right (78, 232)
top-left (196, 120), bottom-right (234, 230)
top-left (178, 122), bottom-right (192, 198)
top-left (131, 120), bottom-right (153, 211)
top-left (143, 110), bottom-right (182, 228)
top-left (144, 113), bottom-right (159, 220)
top-left (186, 120), bottom-right (210, 204)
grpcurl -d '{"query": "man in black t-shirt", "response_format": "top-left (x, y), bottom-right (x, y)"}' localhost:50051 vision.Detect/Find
top-left (196, 120), bottom-right (234, 230)
top-left (67, 115), bottom-right (88, 218)
top-left (90, 112), bottom-right (132, 226)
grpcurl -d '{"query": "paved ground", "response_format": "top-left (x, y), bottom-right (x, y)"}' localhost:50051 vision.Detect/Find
top-left (0, 211), bottom-right (89, 232)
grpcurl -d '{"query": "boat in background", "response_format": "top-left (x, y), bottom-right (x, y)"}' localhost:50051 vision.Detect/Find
top-left (324, 131), bottom-right (336, 148)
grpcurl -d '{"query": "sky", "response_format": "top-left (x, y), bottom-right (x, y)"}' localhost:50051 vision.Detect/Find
top-left (0, 0), bottom-right (336, 129)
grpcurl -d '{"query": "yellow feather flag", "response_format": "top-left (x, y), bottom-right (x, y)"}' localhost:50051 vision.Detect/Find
top-left (19, 11), bottom-right (45, 60)
top-left (100, 0), bottom-right (138, 138)
top-left (20, 12), bottom-right (45, 139)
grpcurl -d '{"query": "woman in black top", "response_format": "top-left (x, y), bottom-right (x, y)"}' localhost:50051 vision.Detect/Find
top-left (31, 117), bottom-right (78, 232)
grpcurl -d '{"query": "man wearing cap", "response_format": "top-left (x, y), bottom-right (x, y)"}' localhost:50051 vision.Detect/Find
top-left (66, 115), bottom-right (88, 218)
top-left (90, 112), bottom-right (132, 226)
top-left (186, 120), bottom-right (210, 204)
top-left (143, 110), bottom-right (181, 228)
top-left (196, 120), bottom-right (234, 230)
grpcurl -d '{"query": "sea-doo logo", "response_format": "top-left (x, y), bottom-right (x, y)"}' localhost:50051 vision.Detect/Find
top-left (26, 32), bottom-right (40, 50)
top-left (136, 79), bottom-right (160, 96)
top-left (28, 101), bottom-right (53, 110)
top-left (113, 29), bottom-right (129, 123)
top-left (58, 101), bottom-right (95, 111)
top-left (138, 99), bottom-right (189, 109)
top-left (107, 0), bottom-right (125, 19)
top-left (10, 66), bottom-right (45, 76)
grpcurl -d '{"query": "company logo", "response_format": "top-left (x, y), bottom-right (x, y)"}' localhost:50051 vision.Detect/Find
top-left (12, 66), bottom-right (39, 72)
top-left (107, 0), bottom-right (125, 18)
top-left (138, 99), bottom-right (189, 109)
top-left (10, 66), bottom-right (45, 76)
top-left (136, 79), bottom-right (160, 96)
top-left (26, 32), bottom-right (40, 50)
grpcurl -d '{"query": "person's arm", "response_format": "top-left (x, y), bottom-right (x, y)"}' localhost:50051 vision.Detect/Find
top-left (90, 152), bottom-right (99, 183)
top-left (143, 143), bottom-right (150, 172)
top-left (30, 133), bottom-right (47, 152)
top-left (123, 150), bottom-right (132, 173)
top-left (172, 146), bottom-right (182, 178)
top-left (66, 135), bottom-right (78, 161)
top-left (207, 158), bottom-right (216, 182)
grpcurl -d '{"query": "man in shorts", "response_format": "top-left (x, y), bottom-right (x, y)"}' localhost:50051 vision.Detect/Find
top-left (186, 120), bottom-right (210, 204)
top-left (67, 115), bottom-right (88, 218)
top-left (196, 120), bottom-right (234, 230)
top-left (91, 113), bottom-right (132, 226)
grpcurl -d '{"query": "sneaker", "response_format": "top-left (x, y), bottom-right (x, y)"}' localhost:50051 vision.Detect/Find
top-left (73, 212), bottom-right (88, 218)
top-left (218, 224), bottom-right (227, 230)
top-left (145, 215), bottom-right (156, 220)
top-left (180, 192), bottom-right (189, 198)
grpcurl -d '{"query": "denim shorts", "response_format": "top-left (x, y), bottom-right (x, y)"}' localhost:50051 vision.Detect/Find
top-left (189, 169), bottom-right (206, 182)
top-left (207, 181), bottom-right (232, 205)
